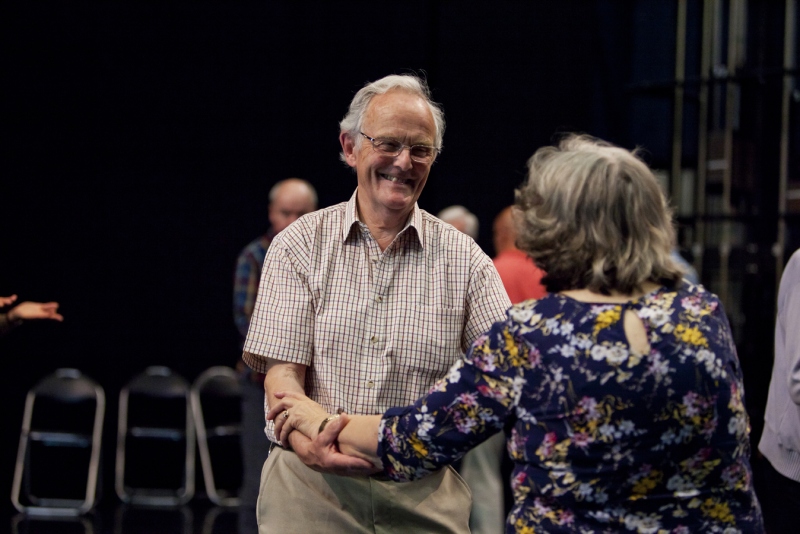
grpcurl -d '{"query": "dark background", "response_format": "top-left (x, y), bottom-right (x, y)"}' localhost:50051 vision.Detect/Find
top-left (2, 0), bottom-right (797, 527)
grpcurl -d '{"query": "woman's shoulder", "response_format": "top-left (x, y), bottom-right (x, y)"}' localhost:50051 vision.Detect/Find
top-left (652, 279), bottom-right (722, 308)
top-left (501, 293), bottom-right (595, 341)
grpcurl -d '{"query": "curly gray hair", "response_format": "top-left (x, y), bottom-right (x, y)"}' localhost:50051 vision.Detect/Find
top-left (515, 134), bottom-right (684, 294)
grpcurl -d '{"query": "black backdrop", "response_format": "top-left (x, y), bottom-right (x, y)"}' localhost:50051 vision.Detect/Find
top-left (5, 0), bottom-right (760, 512)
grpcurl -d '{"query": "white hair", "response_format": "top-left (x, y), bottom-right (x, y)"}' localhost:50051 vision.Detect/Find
top-left (437, 205), bottom-right (479, 240)
top-left (339, 74), bottom-right (445, 163)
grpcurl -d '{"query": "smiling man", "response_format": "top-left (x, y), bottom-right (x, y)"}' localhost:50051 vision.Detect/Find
top-left (242, 74), bottom-right (510, 533)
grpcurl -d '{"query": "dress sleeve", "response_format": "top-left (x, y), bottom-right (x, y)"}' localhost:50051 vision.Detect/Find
top-left (377, 317), bottom-right (532, 482)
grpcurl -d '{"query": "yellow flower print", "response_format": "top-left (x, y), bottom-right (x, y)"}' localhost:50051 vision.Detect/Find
top-left (503, 329), bottom-right (527, 368)
top-left (594, 307), bottom-right (621, 337)
top-left (631, 469), bottom-right (663, 497)
top-left (673, 324), bottom-right (708, 347)
top-left (700, 497), bottom-right (735, 524)
top-left (409, 435), bottom-right (428, 458)
top-left (616, 370), bottom-right (633, 383)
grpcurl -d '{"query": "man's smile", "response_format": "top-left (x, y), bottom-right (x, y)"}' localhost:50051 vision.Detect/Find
top-left (380, 173), bottom-right (414, 186)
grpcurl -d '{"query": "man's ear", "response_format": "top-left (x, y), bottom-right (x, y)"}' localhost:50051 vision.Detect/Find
top-left (339, 131), bottom-right (357, 168)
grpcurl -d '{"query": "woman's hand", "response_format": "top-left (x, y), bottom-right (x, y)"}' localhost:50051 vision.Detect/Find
top-left (267, 391), bottom-right (331, 444)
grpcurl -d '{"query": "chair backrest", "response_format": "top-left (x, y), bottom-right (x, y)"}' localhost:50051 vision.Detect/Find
top-left (115, 366), bottom-right (195, 506)
top-left (11, 368), bottom-right (105, 517)
top-left (191, 366), bottom-right (242, 507)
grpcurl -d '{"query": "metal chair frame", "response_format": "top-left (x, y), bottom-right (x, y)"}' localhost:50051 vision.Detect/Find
top-left (11, 368), bottom-right (105, 517)
top-left (190, 365), bottom-right (243, 507)
top-left (115, 366), bottom-right (195, 506)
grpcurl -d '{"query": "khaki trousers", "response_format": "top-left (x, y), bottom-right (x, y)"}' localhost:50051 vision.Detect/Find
top-left (257, 447), bottom-right (472, 533)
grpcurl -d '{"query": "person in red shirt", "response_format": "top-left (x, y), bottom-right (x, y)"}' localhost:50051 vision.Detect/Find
top-left (492, 205), bottom-right (547, 303)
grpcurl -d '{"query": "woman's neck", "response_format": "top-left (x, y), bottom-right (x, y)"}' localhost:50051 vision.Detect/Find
top-left (559, 281), bottom-right (661, 303)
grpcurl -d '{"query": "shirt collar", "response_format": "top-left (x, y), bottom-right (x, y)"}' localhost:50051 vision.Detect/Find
top-left (342, 188), bottom-right (424, 248)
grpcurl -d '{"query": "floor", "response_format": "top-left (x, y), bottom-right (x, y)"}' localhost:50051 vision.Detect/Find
top-left (7, 499), bottom-right (243, 534)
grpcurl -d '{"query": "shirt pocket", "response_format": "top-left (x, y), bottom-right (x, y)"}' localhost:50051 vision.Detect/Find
top-left (394, 305), bottom-right (465, 382)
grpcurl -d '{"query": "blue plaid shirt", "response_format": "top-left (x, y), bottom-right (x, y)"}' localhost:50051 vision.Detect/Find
top-left (233, 230), bottom-right (275, 340)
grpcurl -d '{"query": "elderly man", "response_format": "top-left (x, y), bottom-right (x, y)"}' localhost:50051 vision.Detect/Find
top-left (233, 177), bottom-right (317, 534)
top-left (243, 74), bottom-right (510, 533)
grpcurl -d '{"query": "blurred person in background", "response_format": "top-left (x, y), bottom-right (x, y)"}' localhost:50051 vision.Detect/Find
top-left (232, 177), bottom-right (317, 534)
top-left (440, 203), bottom-right (507, 534)
top-left (756, 248), bottom-right (800, 534)
top-left (492, 205), bottom-right (547, 303)
top-left (438, 204), bottom-right (479, 241)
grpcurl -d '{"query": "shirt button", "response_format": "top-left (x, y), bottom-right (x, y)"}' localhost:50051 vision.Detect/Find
top-left (375, 296), bottom-right (383, 303)
top-left (366, 380), bottom-right (375, 389)
top-left (370, 335), bottom-right (379, 343)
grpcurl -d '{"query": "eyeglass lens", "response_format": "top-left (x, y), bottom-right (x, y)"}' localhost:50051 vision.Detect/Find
top-left (367, 137), bottom-right (435, 162)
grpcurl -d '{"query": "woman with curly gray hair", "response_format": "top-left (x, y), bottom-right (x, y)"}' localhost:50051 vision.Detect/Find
top-left (516, 135), bottom-right (683, 295)
top-left (270, 134), bottom-right (764, 533)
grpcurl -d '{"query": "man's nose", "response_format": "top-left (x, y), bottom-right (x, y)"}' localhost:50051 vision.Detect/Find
top-left (393, 147), bottom-right (414, 170)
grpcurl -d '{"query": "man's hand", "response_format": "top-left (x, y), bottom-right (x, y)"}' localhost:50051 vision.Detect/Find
top-left (268, 391), bottom-right (329, 443)
top-left (286, 413), bottom-right (380, 477)
top-left (0, 295), bottom-right (18, 307)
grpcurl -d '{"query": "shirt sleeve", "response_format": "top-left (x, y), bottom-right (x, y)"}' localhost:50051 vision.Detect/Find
top-left (782, 254), bottom-right (800, 405)
top-left (233, 248), bottom-right (259, 339)
top-left (377, 317), bottom-right (530, 482)
top-left (242, 237), bottom-right (315, 373)
top-left (462, 245), bottom-right (512, 351)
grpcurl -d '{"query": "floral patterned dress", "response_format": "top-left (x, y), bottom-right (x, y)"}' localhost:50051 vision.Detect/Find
top-left (377, 283), bottom-right (763, 533)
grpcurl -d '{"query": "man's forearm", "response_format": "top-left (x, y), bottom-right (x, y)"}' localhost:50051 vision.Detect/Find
top-left (263, 359), bottom-right (307, 444)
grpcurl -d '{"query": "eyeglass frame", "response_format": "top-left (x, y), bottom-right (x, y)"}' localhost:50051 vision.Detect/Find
top-left (358, 131), bottom-right (441, 163)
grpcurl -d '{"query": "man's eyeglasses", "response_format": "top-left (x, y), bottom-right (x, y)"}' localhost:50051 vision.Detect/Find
top-left (359, 132), bottom-right (440, 164)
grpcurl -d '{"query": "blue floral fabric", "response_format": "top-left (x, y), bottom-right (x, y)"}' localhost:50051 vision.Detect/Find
top-left (377, 283), bottom-right (763, 533)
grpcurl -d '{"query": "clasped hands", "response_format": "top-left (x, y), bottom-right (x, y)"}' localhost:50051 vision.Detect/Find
top-left (267, 391), bottom-right (380, 476)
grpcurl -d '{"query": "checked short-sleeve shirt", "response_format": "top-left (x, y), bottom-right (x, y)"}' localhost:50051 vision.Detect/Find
top-left (243, 189), bottom-right (510, 442)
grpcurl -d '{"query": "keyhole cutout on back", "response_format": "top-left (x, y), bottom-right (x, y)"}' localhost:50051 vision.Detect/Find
top-left (623, 309), bottom-right (650, 355)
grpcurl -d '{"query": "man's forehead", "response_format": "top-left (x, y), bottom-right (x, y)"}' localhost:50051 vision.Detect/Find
top-left (363, 91), bottom-right (434, 130)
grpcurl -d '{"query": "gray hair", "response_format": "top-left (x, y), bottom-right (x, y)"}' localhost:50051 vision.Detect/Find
top-left (515, 134), bottom-right (683, 294)
top-left (339, 74), bottom-right (445, 163)
top-left (437, 205), bottom-right (479, 240)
